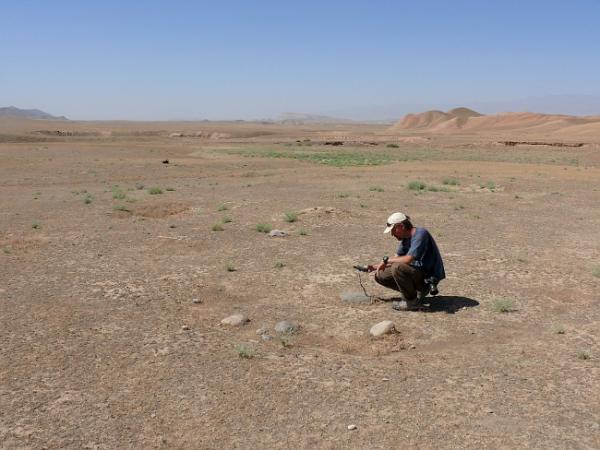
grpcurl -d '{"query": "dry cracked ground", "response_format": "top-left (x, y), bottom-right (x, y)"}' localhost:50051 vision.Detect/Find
top-left (1, 120), bottom-right (599, 449)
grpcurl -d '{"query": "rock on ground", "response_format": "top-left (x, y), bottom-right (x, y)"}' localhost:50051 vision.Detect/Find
top-left (221, 314), bottom-right (249, 326)
top-left (274, 320), bottom-right (298, 334)
top-left (370, 320), bottom-right (395, 337)
top-left (269, 230), bottom-right (288, 237)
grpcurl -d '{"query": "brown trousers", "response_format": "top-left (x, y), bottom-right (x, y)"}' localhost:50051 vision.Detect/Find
top-left (374, 263), bottom-right (426, 301)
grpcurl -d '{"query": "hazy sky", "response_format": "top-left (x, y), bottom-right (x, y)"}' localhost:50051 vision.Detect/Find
top-left (2, 0), bottom-right (600, 120)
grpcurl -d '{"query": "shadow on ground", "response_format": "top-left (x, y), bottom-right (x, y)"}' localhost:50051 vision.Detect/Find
top-left (424, 295), bottom-right (479, 314)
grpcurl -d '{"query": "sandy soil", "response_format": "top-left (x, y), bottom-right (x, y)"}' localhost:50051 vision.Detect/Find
top-left (1, 119), bottom-right (599, 449)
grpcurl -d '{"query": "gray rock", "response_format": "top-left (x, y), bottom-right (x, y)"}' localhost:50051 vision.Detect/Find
top-left (347, 424), bottom-right (357, 430)
top-left (191, 298), bottom-right (202, 304)
top-left (261, 333), bottom-right (273, 341)
top-left (256, 327), bottom-right (269, 335)
top-left (369, 320), bottom-right (395, 337)
top-left (181, 325), bottom-right (190, 331)
top-left (269, 229), bottom-right (288, 237)
top-left (274, 320), bottom-right (298, 334)
top-left (221, 314), bottom-right (249, 326)
top-left (340, 291), bottom-right (371, 304)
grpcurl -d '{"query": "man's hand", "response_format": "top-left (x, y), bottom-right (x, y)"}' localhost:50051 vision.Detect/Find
top-left (368, 262), bottom-right (387, 273)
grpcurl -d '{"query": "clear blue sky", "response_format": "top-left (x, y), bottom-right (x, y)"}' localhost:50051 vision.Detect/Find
top-left (2, 0), bottom-right (600, 120)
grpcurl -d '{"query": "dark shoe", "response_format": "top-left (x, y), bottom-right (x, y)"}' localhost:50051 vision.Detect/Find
top-left (392, 299), bottom-right (422, 311)
top-left (417, 285), bottom-right (431, 301)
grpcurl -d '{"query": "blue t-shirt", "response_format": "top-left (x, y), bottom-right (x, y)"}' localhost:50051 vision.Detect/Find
top-left (396, 227), bottom-right (445, 280)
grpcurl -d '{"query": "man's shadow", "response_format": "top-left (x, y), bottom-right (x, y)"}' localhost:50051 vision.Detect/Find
top-left (422, 295), bottom-right (479, 314)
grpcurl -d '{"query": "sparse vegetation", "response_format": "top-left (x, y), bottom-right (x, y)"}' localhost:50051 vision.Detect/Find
top-left (337, 192), bottom-right (350, 198)
top-left (408, 180), bottom-right (426, 191)
top-left (226, 263), bottom-right (236, 272)
top-left (386, 143), bottom-right (399, 148)
top-left (299, 228), bottom-right (309, 236)
top-left (31, 222), bottom-right (40, 229)
top-left (274, 261), bottom-right (285, 268)
top-left (491, 298), bottom-right (515, 313)
top-left (577, 350), bottom-right (590, 360)
top-left (255, 223), bottom-right (272, 233)
top-left (112, 187), bottom-right (126, 200)
top-left (165, 187), bottom-right (175, 191)
top-left (284, 211), bottom-right (298, 223)
top-left (84, 193), bottom-right (93, 204)
top-left (552, 324), bottom-right (566, 334)
top-left (222, 216), bottom-right (232, 223)
top-left (217, 204), bottom-right (228, 211)
top-left (481, 181), bottom-right (496, 190)
top-left (369, 186), bottom-right (384, 192)
top-left (135, 182), bottom-right (145, 190)
top-left (442, 177), bottom-right (460, 185)
top-left (235, 344), bottom-right (254, 359)
top-left (114, 205), bottom-right (130, 212)
top-left (212, 222), bottom-right (224, 231)
top-left (427, 185), bottom-right (450, 192)
top-left (148, 187), bottom-right (163, 195)
top-left (592, 265), bottom-right (600, 278)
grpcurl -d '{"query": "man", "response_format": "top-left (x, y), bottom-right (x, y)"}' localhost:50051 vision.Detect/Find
top-left (368, 212), bottom-right (445, 311)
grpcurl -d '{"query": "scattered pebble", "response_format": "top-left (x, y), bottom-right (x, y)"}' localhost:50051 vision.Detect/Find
top-left (191, 298), bottom-right (202, 304)
top-left (181, 325), bottom-right (190, 331)
top-left (347, 424), bottom-right (357, 431)
top-left (221, 314), bottom-right (249, 326)
top-left (256, 327), bottom-right (269, 335)
top-left (261, 334), bottom-right (273, 341)
top-left (275, 320), bottom-right (298, 334)
top-left (369, 320), bottom-right (395, 337)
top-left (382, 377), bottom-right (390, 381)
top-left (269, 229), bottom-right (288, 237)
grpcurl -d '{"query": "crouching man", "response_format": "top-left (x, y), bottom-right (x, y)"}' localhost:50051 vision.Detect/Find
top-left (368, 212), bottom-right (445, 311)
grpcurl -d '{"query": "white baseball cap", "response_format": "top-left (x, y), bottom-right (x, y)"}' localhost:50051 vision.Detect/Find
top-left (383, 212), bottom-right (408, 234)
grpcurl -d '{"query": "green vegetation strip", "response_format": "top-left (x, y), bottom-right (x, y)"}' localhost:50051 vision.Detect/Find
top-left (220, 148), bottom-right (396, 166)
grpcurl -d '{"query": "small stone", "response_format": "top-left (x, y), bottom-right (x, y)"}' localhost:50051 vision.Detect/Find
top-left (191, 298), bottom-right (202, 304)
top-left (256, 327), bottom-right (269, 335)
top-left (382, 377), bottom-right (390, 381)
top-left (268, 229), bottom-right (288, 237)
top-left (409, 344), bottom-right (416, 350)
top-left (221, 314), bottom-right (249, 326)
top-left (182, 325), bottom-right (190, 331)
top-left (347, 424), bottom-right (357, 430)
top-left (340, 291), bottom-right (371, 304)
top-left (369, 320), bottom-right (395, 337)
top-left (274, 320), bottom-right (298, 334)
top-left (261, 334), bottom-right (273, 341)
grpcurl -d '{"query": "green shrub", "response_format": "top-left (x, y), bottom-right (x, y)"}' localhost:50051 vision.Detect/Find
top-left (235, 344), bottom-right (254, 359)
top-left (299, 228), bottom-right (309, 236)
top-left (577, 350), bottom-right (591, 360)
top-left (274, 261), bottom-right (285, 269)
top-left (148, 187), bottom-right (163, 195)
top-left (226, 263), bottom-right (236, 272)
top-left (255, 223), bottom-right (272, 233)
top-left (491, 298), bottom-right (515, 313)
top-left (442, 177), bottom-right (460, 186)
top-left (212, 222), bottom-right (224, 231)
top-left (592, 265), bottom-right (600, 278)
top-left (337, 192), bottom-right (350, 198)
top-left (217, 204), bottom-right (228, 211)
top-left (222, 216), bottom-right (232, 223)
top-left (84, 194), bottom-right (93, 204)
top-left (408, 181), bottom-right (426, 191)
top-left (284, 211), bottom-right (298, 223)
top-left (386, 143), bottom-right (399, 148)
top-left (31, 222), bottom-right (40, 229)
top-left (112, 188), bottom-right (126, 200)
top-left (165, 187), bottom-right (175, 191)
top-left (369, 186), bottom-right (384, 192)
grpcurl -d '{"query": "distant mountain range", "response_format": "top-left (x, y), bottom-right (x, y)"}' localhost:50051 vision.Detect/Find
top-left (390, 107), bottom-right (600, 137)
top-left (275, 112), bottom-right (355, 124)
top-left (0, 106), bottom-right (68, 120)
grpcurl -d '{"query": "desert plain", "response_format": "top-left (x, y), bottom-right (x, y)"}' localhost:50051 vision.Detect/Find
top-left (0, 115), bottom-right (599, 449)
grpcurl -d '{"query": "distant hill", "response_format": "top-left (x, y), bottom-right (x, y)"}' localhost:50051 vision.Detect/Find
top-left (390, 107), bottom-right (600, 136)
top-left (276, 112), bottom-right (354, 125)
top-left (0, 106), bottom-right (68, 120)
